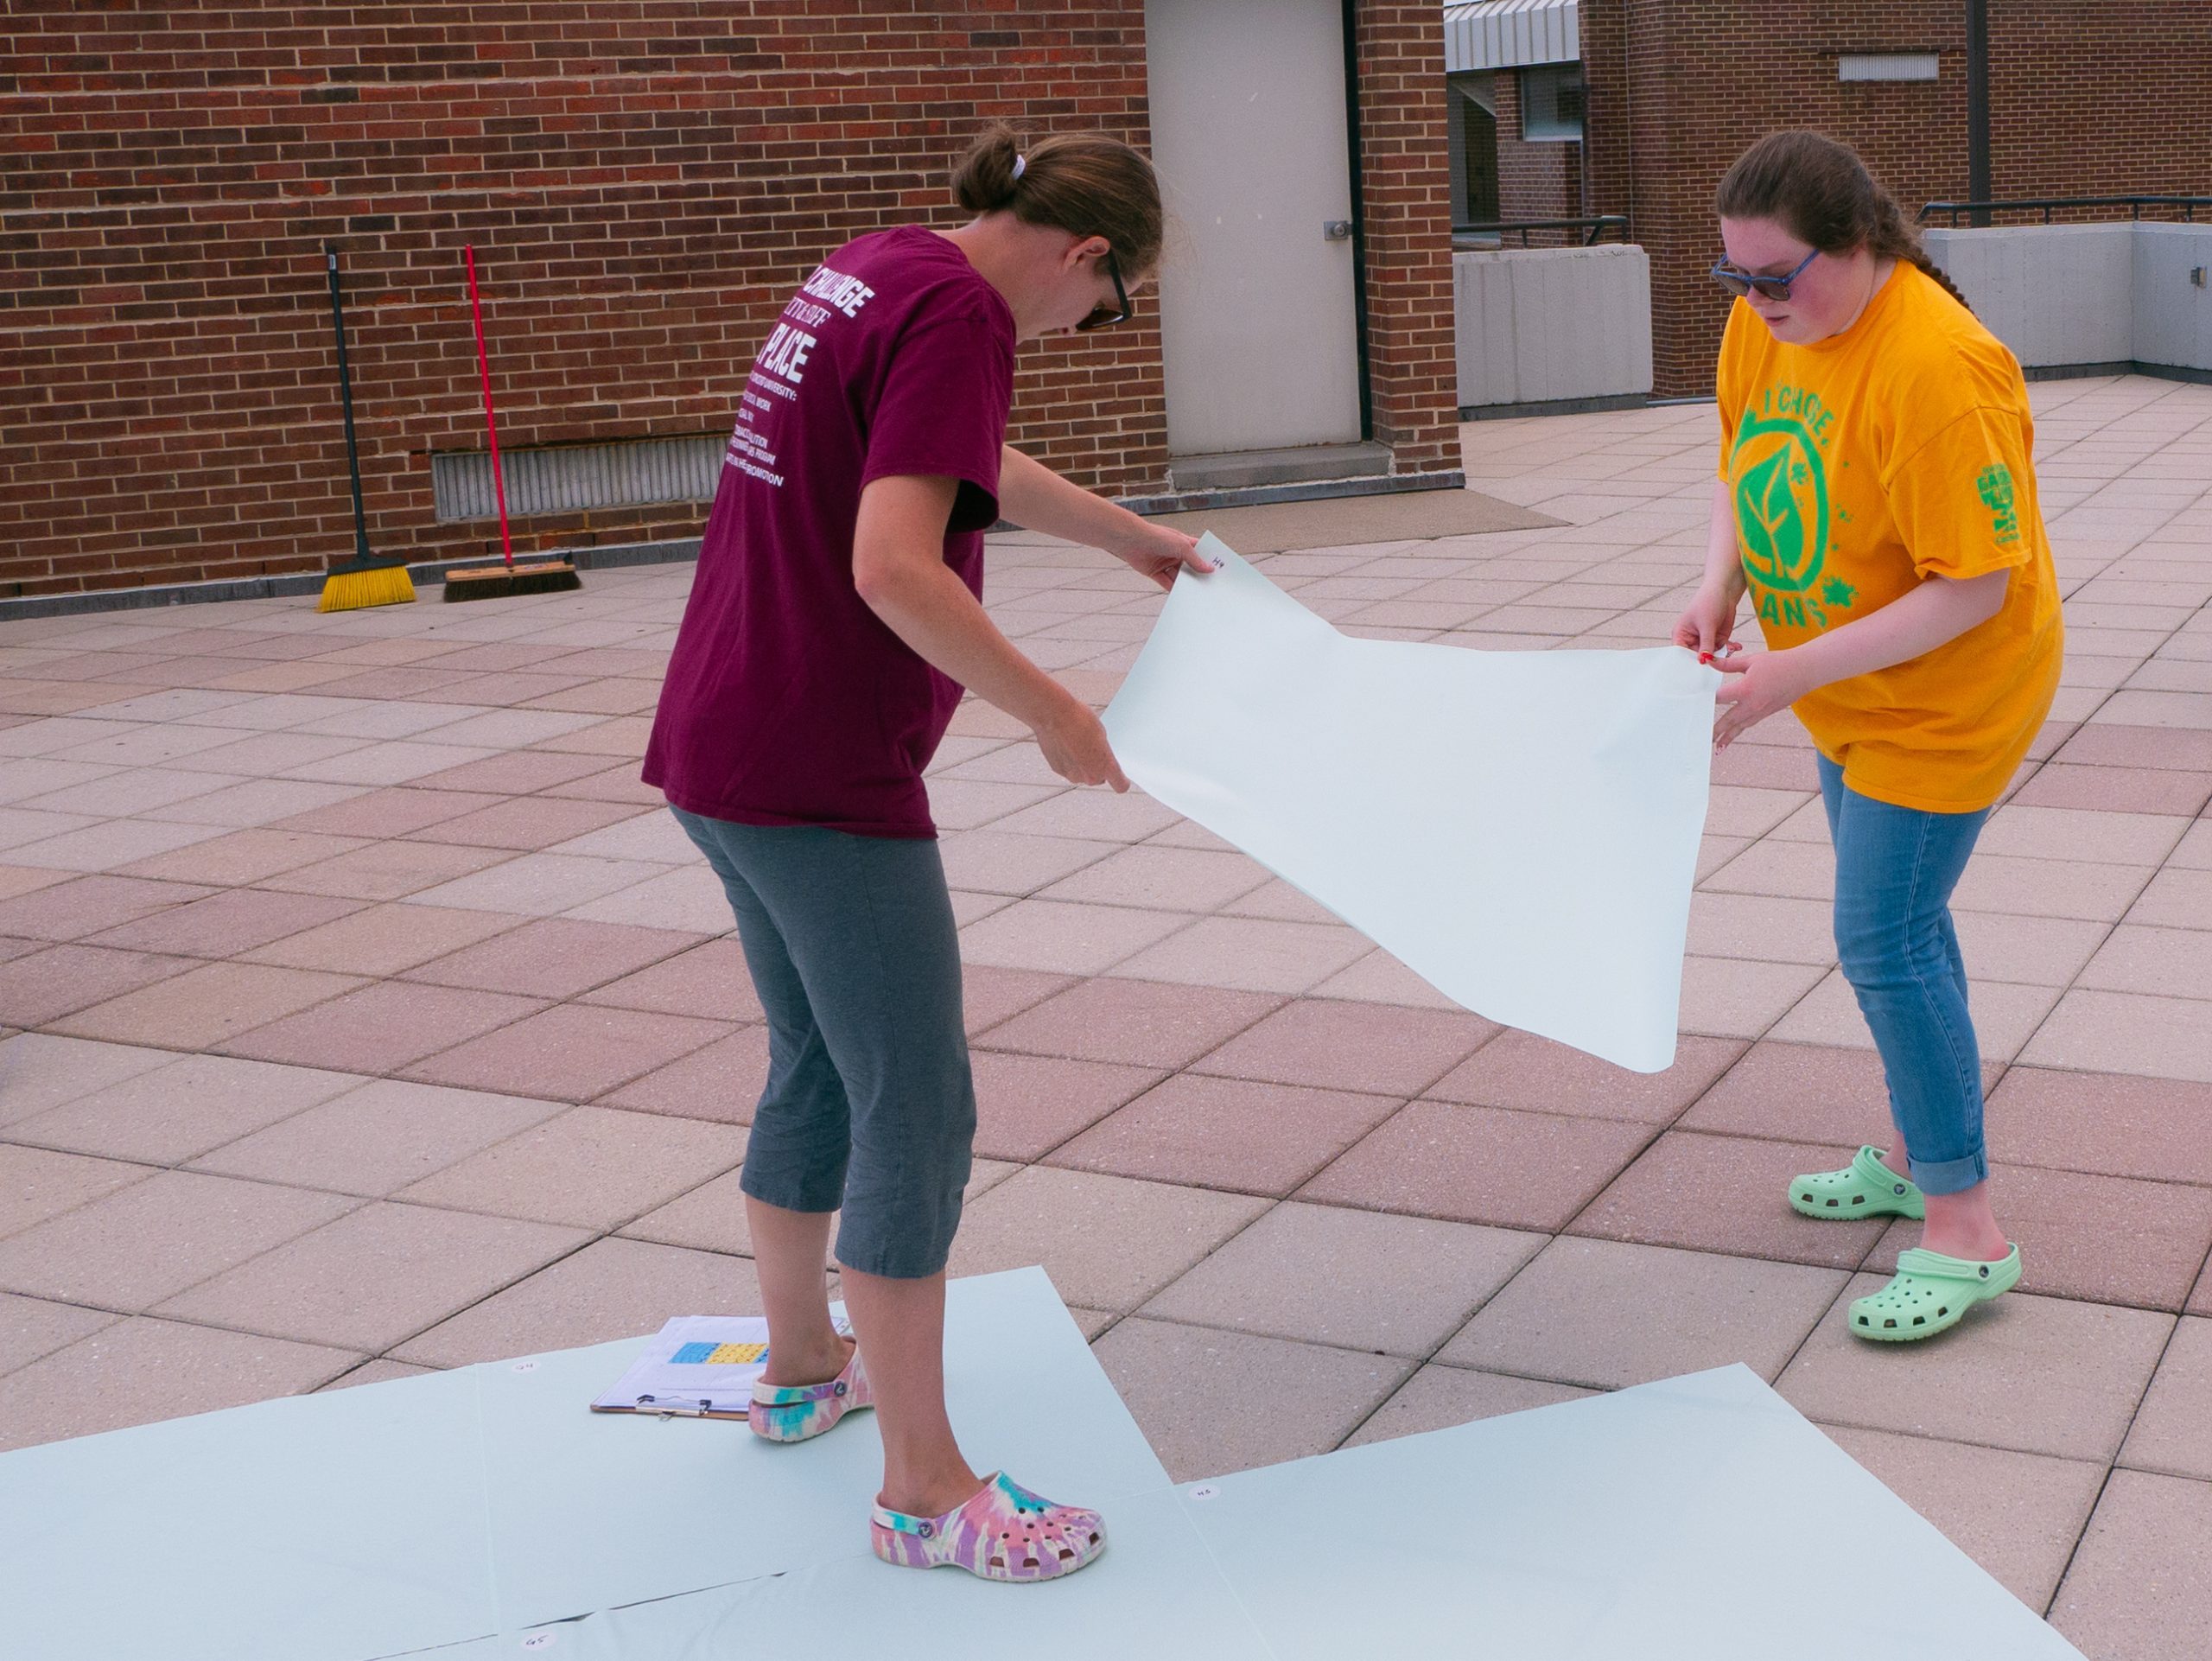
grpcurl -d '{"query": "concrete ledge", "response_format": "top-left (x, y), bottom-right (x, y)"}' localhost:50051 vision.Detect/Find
top-left (1462, 391), bottom-right (1656, 421)
top-left (1115, 468), bottom-right (1468, 518)
top-left (1167, 441), bottom-right (1395, 493)
top-left (2021, 360), bottom-right (2212, 387)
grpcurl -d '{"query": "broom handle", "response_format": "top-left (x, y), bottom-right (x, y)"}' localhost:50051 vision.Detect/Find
top-left (323, 245), bottom-right (374, 565)
top-left (464, 245), bottom-right (514, 570)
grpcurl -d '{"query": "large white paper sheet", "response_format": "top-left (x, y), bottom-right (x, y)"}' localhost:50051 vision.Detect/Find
top-left (1103, 534), bottom-right (1719, 1072)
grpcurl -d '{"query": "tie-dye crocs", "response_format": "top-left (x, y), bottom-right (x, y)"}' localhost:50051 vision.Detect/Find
top-left (870, 1472), bottom-right (1106, 1581)
top-left (747, 1346), bottom-right (872, 1443)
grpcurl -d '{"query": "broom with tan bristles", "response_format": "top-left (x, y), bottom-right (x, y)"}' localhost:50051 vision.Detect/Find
top-left (315, 244), bottom-right (416, 612)
top-left (442, 244), bottom-right (582, 602)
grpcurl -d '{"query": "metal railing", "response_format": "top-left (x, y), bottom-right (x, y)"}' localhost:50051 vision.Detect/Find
top-left (1452, 215), bottom-right (1631, 248)
top-left (1918, 195), bottom-right (2212, 227)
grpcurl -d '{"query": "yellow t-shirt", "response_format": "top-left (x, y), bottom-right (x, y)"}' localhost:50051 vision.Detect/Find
top-left (1715, 263), bottom-right (2063, 813)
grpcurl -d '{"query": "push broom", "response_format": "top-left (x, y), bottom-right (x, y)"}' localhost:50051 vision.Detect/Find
top-left (315, 244), bottom-right (416, 611)
top-left (443, 244), bottom-right (582, 601)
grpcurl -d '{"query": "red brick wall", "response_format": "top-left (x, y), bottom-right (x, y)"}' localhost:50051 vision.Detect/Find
top-left (1351, 2), bottom-right (1462, 475)
top-left (1580, 0), bottom-right (2212, 397)
top-left (1492, 71), bottom-right (1583, 226)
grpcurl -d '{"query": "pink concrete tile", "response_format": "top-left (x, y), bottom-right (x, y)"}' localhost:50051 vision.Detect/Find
top-left (532, 645), bottom-right (669, 678)
top-left (2015, 761), bottom-right (2212, 815)
top-left (115, 827), bottom-right (369, 886)
top-left (0, 1290), bottom-right (119, 1378)
top-left (155, 1200), bottom-right (589, 1352)
top-left (0, 866), bottom-right (73, 905)
top-left (1219, 876), bottom-right (1338, 925)
top-left (1570, 1130), bottom-right (1893, 1269)
top-left (1299, 1100), bottom-right (1653, 1231)
top-left (305, 666), bottom-right (480, 701)
top-left (1684, 890), bottom-right (1836, 964)
top-left (1699, 837), bottom-right (1834, 899)
top-left (0, 943), bottom-right (199, 1027)
top-left (2020, 988), bottom-right (2212, 1083)
top-left (1190, 998), bottom-right (1499, 1096)
top-left (526, 714), bottom-right (651, 758)
top-left (576, 936), bottom-right (764, 1021)
top-left (0, 1169), bottom-right (356, 1310)
top-left (1770, 967), bottom-right (2060, 1062)
top-left (262, 839), bottom-right (518, 902)
top-left (559, 864), bottom-right (733, 932)
top-left (1106, 914), bottom-right (1372, 994)
top-left (390, 1236), bottom-right (760, 1368)
top-left (405, 851), bottom-right (667, 917)
top-left (220, 981), bottom-right (546, 1072)
top-left (137, 778), bottom-right (368, 829)
top-left (1989, 1066), bottom-right (2212, 1185)
top-left (405, 749), bottom-right (613, 794)
top-left (0, 1317), bottom-right (358, 1452)
top-left (0, 1032), bottom-right (176, 1124)
top-left (974, 976), bottom-right (1282, 1069)
top-left (971, 785), bottom-right (1179, 841)
top-left (8, 1053), bottom-right (360, 1164)
top-left (1308, 948), bottom-right (1462, 1009)
top-left (190, 1078), bottom-right (568, 1197)
top-left (400, 917), bottom-right (700, 1000)
top-left (2051, 1470), bottom-right (2212, 1660)
top-left (1979, 803), bottom-right (2191, 865)
top-left (2055, 722), bottom-right (2212, 771)
top-left (1344, 1365), bottom-right (1597, 1447)
top-left (959, 964), bottom-right (1075, 1035)
top-left (0, 1143), bottom-right (151, 1238)
top-left (242, 901), bottom-right (526, 976)
top-left (273, 785), bottom-right (507, 838)
top-left (602, 1028), bottom-right (771, 1123)
top-left (1681, 1040), bottom-right (1975, 1149)
top-left (87, 887), bottom-right (362, 958)
top-left (957, 897), bottom-right (1190, 976)
top-left (2120, 1315), bottom-right (2212, 1480)
top-left (2125, 866), bottom-right (2212, 927)
top-left (1052, 1072), bottom-right (1398, 1194)
top-left (967, 1050), bottom-right (1165, 1161)
top-left (1951, 908), bottom-right (2110, 986)
top-left (538, 762), bottom-right (666, 805)
top-left (395, 1104), bottom-right (745, 1230)
top-left (1038, 844), bottom-right (1270, 911)
top-left (160, 730), bottom-right (372, 777)
top-left (404, 1004), bottom-right (729, 1100)
top-left (937, 829), bottom-right (1119, 897)
top-left (1868, 1162), bottom-right (2212, 1312)
top-left (518, 676), bottom-right (663, 714)
top-left (1676, 955), bottom-right (1830, 1038)
top-left (1426, 1030), bottom-right (1746, 1124)
top-left (53, 960), bottom-right (363, 1049)
top-left (407, 794), bottom-right (645, 851)
top-left (1710, 742), bottom-right (1822, 789)
top-left (321, 1359), bottom-right (441, 1390)
top-left (3, 818), bottom-right (232, 874)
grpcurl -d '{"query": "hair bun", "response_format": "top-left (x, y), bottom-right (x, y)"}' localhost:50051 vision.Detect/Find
top-left (951, 124), bottom-right (1025, 213)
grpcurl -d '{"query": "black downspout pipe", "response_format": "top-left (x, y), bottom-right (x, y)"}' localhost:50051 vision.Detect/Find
top-left (1966, 0), bottom-right (1991, 226)
top-left (1341, 0), bottom-right (1375, 442)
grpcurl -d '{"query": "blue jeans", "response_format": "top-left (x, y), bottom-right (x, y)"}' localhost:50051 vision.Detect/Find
top-left (1818, 754), bottom-right (1992, 1197)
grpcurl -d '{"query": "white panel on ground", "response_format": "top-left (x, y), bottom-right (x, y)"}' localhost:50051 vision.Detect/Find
top-left (1103, 534), bottom-right (1716, 1072)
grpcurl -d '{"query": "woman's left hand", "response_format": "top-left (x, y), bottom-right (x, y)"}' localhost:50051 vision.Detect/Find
top-left (1712, 649), bottom-right (1812, 752)
top-left (1113, 525), bottom-right (1215, 590)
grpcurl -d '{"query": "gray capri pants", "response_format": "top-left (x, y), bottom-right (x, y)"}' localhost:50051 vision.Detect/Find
top-left (671, 807), bottom-right (976, 1280)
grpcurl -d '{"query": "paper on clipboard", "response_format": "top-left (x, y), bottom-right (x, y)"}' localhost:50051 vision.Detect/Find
top-left (589, 1315), bottom-right (849, 1418)
top-left (1102, 533), bottom-right (1719, 1072)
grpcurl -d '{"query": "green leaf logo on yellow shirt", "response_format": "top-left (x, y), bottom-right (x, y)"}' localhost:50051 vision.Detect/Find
top-left (1975, 463), bottom-right (2020, 545)
top-left (1731, 411), bottom-right (1828, 595)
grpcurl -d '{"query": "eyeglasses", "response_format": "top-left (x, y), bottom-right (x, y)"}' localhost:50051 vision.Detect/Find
top-left (1074, 247), bottom-right (1133, 332)
top-left (1709, 246), bottom-right (1820, 302)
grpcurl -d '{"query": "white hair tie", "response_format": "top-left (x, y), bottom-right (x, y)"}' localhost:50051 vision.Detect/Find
top-left (1012, 153), bottom-right (1027, 181)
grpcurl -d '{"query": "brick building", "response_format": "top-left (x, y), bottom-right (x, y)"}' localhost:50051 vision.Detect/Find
top-left (1445, 0), bottom-right (2212, 395)
top-left (0, 3), bottom-right (1462, 601)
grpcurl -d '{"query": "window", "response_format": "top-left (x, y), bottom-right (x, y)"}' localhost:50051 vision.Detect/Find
top-left (1520, 63), bottom-right (1584, 143)
top-left (1838, 54), bottom-right (1940, 82)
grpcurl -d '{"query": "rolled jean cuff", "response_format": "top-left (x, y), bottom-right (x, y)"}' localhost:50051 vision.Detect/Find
top-left (1906, 1146), bottom-right (1988, 1198)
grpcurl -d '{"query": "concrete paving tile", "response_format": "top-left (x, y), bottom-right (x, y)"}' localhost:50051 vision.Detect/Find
top-left (118, 828), bottom-right (375, 887)
top-left (1307, 948), bottom-right (1463, 1009)
top-left (262, 838), bottom-right (518, 902)
top-left (401, 917), bottom-right (701, 1000)
top-left (1218, 876), bottom-right (1339, 925)
top-left (241, 901), bottom-right (525, 975)
top-left (2126, 865), bottom-right (2212, 929)
top-left (404, 851), bottom-right (669, 917)
top-left (531, 807), bottom-right (694, 863)
top-left (1778, 1276), bottom-right (2172, 1462)
top-left (1980, 804), bottom-right (2194, 864)
top-left (2078, 921), bottom-right (2212, 997)
top-left (1051, 1072), bottom-right (1400, 1195)
top-left (137, 778), bottom-right (368, 829)
top-left (559, 862), bottom-right (736, 932)
top-left (2020, 989), bottom-right (2212, 1082)
top-left (1427, 1029), bottom-right (1745, 1124)
top-left (936, 829), bottom-right (1119, 897)
top-left (972, 976), bottom-right (1281, 1069)
top-left (1684, 890), bottom-right (1836, 964)
top-left (2, 818), bottom-right (232, 874)
top-left (1104, 914), bottom-right (1373, 994)
top-left (967, 1050), bottom-right (1165, 1162)
top-left (1571, 1130), bottom-right (1892, 1269)
top-left (1700, 837), bottom-right (1835, 900)
top-left (984, 786), bottom-right (1184, 841)
top-left (1092, 1318), bottom-right (1414, 1482)
top-left (0, 1033), bottom-right (177, 1129)
top-left (1819, 1425), bottom-right (2107, 1613)
top-left (404, 1004), bottom-right (729, 1101)
top-left (0, 873), bottom-right (213, 942)
top-left (601, 1028), bottom-right (769, 1123)
top-left (321, 1358), bottom-right (441, 1390)
top-left (576, 936), bottom-right (763, 1021)
top-left (274, 785), bottom-right (507, 838)
top-left (2015, 761), bottom-right (2212, 816)
top-left (396, 1104), bottom-right (746, 1230)
top-left (407, 794), bottom-right (645, 852)
top-left (192, 1075), bottom-right (569, 1197)
top-left (1949, 852), bottom-right (2154, 921)
top-left (537, 762), bottom-right (666, 806)
top-left (1298, 1100), bottom-right (1653, 1231)
top-left (1989, 1065), bottom-right (2212, 1186)
top-left (1440, 1237), bottom-right (1848, 1387)
top-left (1770, 967), bottom-right (2061, 1062)
top-left (0, 1316), bottom-right (359, 1452)
top-left (406, 748), bottom-right (614, 795)
top-left (1680, 1039), bottom-right (2003, 1152)
top-left (156, 1200), bottom-right (589, 1352)
top-left (946, 1165), bottom-right (1269, 1311)
top-left (16, 763), bottom-right (242, 818)
top-left (2051, 1469), bottom-right (2212, 1660)
top-left (1344, 1364), bottom-right (1598, 1447)
top-left (956, 898), bottom-right (1190, 977)
top-left (0, 1290), bottom-right (119, 1378)
top-left (390, 1236), bottom-right (761, 1368)
top-left (0, 866), bottom-right (73, 906)
top-left (0, 1144), bottom-right (150, 1240)
top-left (0, 806), bottom-right (101, 855)
top-left (7, 1053), bottom-right (361, 1164)
top-left (1188, 998), bottom-right (1498, 1097)
top-left (0, 942), bottom-right (200, 1028)
top-left (1038, 844), bottom-right (1270, 912)
top-left (1951, 908), bottom-right (2111, 986)
top-left (1140, 1201), bottom-right (1543, 1356)
top-left (219, 980), bottom-right (545, 1073)
top-left (0, 1169), bottom-right (358, 1310)
top-left (86, 886), bottom-right (362, 958)
top-left (1676, 954), bottom-right (1829, 1038)
top-left (52, 960), bottom-right (363, 1049)
top-left (162, 730), bottom-right (373, 779)
top-left (2119, 1315), bottom-right (2212, 1480)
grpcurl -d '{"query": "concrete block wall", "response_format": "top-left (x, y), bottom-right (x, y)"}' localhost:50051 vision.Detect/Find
top-left (2133, 225), bottom-right (2212, 374)
top-left (1453, 244), bottom-right (1652, 410)
top-left (1926, 224), bottom-right (2212, 376)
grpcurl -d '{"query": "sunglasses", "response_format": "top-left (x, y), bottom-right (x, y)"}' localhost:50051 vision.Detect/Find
top-left (1709, 246), bottom-right (1820, 302)
top-left (1074, 247), bottom-right (1133, 333)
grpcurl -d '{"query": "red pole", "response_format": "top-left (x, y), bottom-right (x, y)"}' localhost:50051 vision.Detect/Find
top-left (464, 245), bottom-right (514, 570)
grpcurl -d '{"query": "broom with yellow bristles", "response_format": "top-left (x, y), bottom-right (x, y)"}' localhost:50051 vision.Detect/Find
top-left (316, 244), bottom-right (416, 612)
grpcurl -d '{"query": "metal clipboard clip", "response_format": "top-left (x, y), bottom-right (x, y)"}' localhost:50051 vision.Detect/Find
top-left (634, 1395), bottom-right (716, 1419)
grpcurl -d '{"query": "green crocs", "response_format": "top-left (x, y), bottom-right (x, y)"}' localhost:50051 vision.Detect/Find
top-left (1851, 1245), bottom-right (2021, 1342)
top-left (1789, 1146), bottom-right (1925, 1222)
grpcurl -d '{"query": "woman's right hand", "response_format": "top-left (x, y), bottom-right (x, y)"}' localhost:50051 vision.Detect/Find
top-left (1034, 693), bottom-right (1131, 792)
top-left (1673, 582), bottom-right (1743, 660)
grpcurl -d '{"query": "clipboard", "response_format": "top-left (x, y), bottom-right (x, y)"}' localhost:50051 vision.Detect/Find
top-left (588, 1314), bottom-right (849, 1420)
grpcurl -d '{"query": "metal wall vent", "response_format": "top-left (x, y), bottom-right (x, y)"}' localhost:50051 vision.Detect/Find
top-left (430, 433), bottom-right (724, 522)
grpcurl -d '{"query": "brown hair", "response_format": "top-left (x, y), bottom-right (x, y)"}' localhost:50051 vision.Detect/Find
top-left (951, 124), bottom-right (1164, 275)
top-left (1715, 130), bottom-right (1970, 312)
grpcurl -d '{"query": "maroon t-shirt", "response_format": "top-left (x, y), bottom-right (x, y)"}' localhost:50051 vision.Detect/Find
top-left (643, 227), bottom-right (1016, 837)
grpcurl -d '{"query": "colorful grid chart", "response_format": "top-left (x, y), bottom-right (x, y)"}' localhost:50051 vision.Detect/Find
top-left (670, 1342), bottom-right (768, 1366)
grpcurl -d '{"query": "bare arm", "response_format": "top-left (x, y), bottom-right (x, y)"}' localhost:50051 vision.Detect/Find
top-left (995, 444), bottom-right (1214, 589)
top-left (852, 474), bottom-right (1128, 788)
